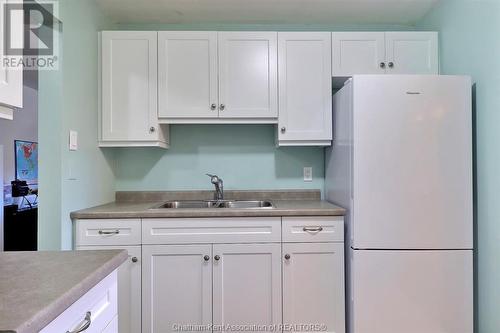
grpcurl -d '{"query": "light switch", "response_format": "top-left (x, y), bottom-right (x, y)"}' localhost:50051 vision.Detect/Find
top-left (304, 167), bottom-right (313, 182)
top-left (69, 130), bottom-right (78, 151)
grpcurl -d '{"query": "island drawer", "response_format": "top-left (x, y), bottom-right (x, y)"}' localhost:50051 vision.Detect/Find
top-left (40, 270), bottom-right (117, 333)
top-left (75, 219), bottom-right (141, 246)
top-left (282, 216), bottom-right (344, 242)
top-left (142, 217), bottom-right (281, 244)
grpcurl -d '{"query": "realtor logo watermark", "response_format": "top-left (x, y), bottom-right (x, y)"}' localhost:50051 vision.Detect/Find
top-left (2, 0), bottom-right (59, 70)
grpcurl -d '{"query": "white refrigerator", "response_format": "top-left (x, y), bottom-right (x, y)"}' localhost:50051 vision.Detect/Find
top-left (325, 75), bottom-right (473, 333)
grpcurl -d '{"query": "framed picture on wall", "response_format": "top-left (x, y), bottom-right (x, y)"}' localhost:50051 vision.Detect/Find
top-left (14, 140), bottom-right (38, 185)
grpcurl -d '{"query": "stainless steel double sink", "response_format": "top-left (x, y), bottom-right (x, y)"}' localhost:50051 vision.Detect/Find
top-left (151, 200), bottom-right (274, 209)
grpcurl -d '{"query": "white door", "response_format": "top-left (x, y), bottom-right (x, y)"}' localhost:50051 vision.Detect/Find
top-left (77, 246), bottom-right (141, 333)
top-left (218, 32), bottom-right (278, 119)
top-left (283, 243), bottom-right (345, 333)
top-left (385, 32), bottom-right (439, 74)
top-left (101, 31), bottom-right (159, 141)
top-left (332, 32), bottom-right (385, 76)
top-left (213, 243), bottom-right (281, 332)
top-left (0, 0), bottom-right (23, 108)
top-left (158, 31), bottom-right (218, 119)
top-left (352, 75), bottom-right (472, 249)
top-left (278, 32), bottom-right (332, 145)
top-left (142, 245), bottom-right (212, 333)
top-left (351, 250), bottom-right (473, 333)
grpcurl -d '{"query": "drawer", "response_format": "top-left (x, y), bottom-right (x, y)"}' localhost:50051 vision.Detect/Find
top-left (76, 219), bottom-right (141, 246)
top-left (282, 216), bottom-right (344, 243)
top-left (142, 217), bottom-right (281, 244)
top-left (40, 270), bottom-right (118, 333)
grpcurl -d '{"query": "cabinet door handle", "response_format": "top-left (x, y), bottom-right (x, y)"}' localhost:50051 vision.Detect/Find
top-left (380, 62), bottom-right (386, 68)
top-left (149, 126), bottom-right (156, 133)
top-left (67, 311), bottom-right (92, 333)
top-left (98, 230), bottom-right (120, 235)
top-left (302, 226), bottom-right (323, 232)
top-left (284, 254), bottom-right (291, 260)
top-left (388, 62), bottom-right (394, 68)
top-left (211, 104), bottom-right (217, 110)
top-left (214, 255), bottom-right (221, 261)
top-left (219, 104), bottom-right (225, 111)
top-left (280, 127), bottom-right (286, 134)
top-left (131, 257), bottom-right (138, 263)
top-left (204, 255), bottom-right (210, 261)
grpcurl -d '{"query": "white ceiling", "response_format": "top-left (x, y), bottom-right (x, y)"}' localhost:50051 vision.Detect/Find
top-left (96, 0), bottom-right (439, 26)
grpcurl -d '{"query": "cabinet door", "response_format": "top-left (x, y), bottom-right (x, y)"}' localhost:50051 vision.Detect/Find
top-left (283, 243), bottom-right (345, 333)
top-left (278, 32), bottom-right (332, 145)
top-left (385, 32), bottom-right (439, 74)
top-left (213, 243), bottom-right (282, 332)
top-left (332, 32), bottom-right (385, 76)
top-left (0, 0), bottom-right (23, 108)
top-left (101, 31), bottom-right (161, 142)
top-left (218, 32), bottom-right (278, 119)
top-left (77, 245), bottom-right (142, 333)
top-left (158, 31), bottom-right (218, 119)
top-left (142, 245), bottom-right (212, 333)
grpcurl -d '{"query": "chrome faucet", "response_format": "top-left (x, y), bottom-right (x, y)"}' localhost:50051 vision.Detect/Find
top-left (206, 174), bottom-right (224, 201)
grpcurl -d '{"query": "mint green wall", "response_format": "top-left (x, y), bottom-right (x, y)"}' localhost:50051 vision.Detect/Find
top-left (418, 1), bottom-right (500, 332)
top-left (38, 0), bottom-right (116, 250)
top-left (115, 125), bottom-right (324, 192)
top-left (116, 23), bottom-right (416, 31)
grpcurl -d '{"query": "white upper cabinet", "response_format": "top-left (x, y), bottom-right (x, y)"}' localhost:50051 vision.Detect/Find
top-left (332, 32), bottom-right (386, 76)
top-left (218, 32), bottom-right (278, 120)
top-left (332, 31), bottom-right (438, 77)
top-left (0, 0), bottom-right (23, 110)
top-left (101, 31), bottom-right (168, 148)
top-left (385, 32), bottom-right (439, 74)
top-left (158, 31), bottom-right (218, 119)
top-left (278, 32), bottom-right (332, 146)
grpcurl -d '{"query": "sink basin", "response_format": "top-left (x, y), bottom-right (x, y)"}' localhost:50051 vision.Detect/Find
top-left (221, 200), bottom-right (274, 209)
top-left (152, 200), bottom-right (274, 209)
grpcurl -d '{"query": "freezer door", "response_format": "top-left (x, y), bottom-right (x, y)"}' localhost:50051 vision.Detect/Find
top-left (352, 75), bottom-right (473, 249)
top-left (351, 250), bottom-right (473, 333)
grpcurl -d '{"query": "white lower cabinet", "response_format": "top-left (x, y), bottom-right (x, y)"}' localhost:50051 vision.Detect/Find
top-left (283, 243), bottom-right (345, 333)
top-left (142, 244), bottom-right (213, 333)
top-left (213, 243), bottom-right (282, 332)
top-left (40, 271), bottom-right (118, 333)
top-left (77, 245), bottom-right (142, 333)
top-left (75, 216), bottom-right (345, 333)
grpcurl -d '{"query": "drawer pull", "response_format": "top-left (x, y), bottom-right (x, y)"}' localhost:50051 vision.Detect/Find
top-left (98, 230), bottom-right (120, 235)
top-left (67, 311), bottom-right (91, 333)
top-left (302, 226), bottom-right (323, 232)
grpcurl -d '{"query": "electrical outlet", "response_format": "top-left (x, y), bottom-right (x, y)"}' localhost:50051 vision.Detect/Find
top-left (69, 130), bottom-right (78, 151)
top-left (303, 167), bottom-right (313, 182)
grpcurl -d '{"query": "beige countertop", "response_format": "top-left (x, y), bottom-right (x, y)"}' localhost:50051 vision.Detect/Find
top-left (0, 250), bottom-right (128, 333)
top-left (70, 199), bottom-right (346, 219)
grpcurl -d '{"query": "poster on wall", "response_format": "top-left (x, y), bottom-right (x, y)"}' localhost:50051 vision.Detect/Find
top-left (15, 140), bottom-right (38, 184)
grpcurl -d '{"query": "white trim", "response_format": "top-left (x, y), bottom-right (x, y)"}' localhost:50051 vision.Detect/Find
top-left (99, 141), bottom-right (169, 149)
top-left (0, 105), bottom-right (14, 120)
top-left (158, 117), bottom-right (277, 124)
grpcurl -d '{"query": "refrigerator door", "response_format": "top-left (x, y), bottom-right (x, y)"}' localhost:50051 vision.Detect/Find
top-left (351, 250), bottom-right (473, 333)
top-left (352, 75), bottom-right (472, 249)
